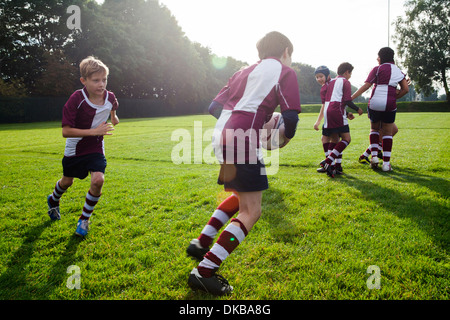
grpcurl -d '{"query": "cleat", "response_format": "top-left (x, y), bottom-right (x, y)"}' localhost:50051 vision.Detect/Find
top-left (326, 165), bottom-right (336, 178)
top-left (335, 164), bottom-right (343, 175)
top-left (382, 163), bottom-right (392, 172)
top-left (186, 239), bottom-right (209, 261)
top-left (47, 195), bottom-right (61, 221)
top-left (358, 155), bottom-right (370, 165)
top-left (316, 167), bottom-right (326, 173)
top-left (75, 219), bottom-right (89, 237)
top-left (188, 268), bottom-right (233, 296)
top-left (371, 156), bottom-right (379, 169)
top-left (320, 160), bottom-right (335, 178)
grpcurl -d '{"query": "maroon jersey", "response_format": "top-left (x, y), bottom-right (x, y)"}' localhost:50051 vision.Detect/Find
top-left (62, 87), bottom-right (118, 157)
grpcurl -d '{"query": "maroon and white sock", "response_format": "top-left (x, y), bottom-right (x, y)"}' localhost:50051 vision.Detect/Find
top-left (323, 142), bottom-right (330, 157)
top-left (79, 190), bottom-right (101, 220)
top-left (326, 142), bottom-right (336, 164)
top-left (49, 180), bottom-right (67, 207)
top-left (198, 194), bottom-right (239, 248)
top-left (362, 146), bottom-right (371, 158)
top-left (325, 141), bottom-right (348, 165)
top-left (370, 132), bottom-right (380, 158)
top-left (382, 136), bottom-right (393, 165)
top-left (197, 218), bottom-right (248, 278)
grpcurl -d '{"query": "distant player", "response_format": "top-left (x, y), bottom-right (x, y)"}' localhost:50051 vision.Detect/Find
top-left (46, 56), bottom-right (119, 237)
top-left (313, 66), bottom-right (332, 173)
top-left (313, 66), bottom-right (355, 174)
top-left (319, 62), bottom-right (363, 177)
top-left (352, 47), bottom-right (408, 171)
top-left (186, 31), bottom-right (301, 296)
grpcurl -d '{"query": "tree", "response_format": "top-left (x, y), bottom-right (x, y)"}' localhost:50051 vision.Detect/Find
top-left (394, 0), bottom-right (449, 102)
top-left (0, 0), bottom-right (84, 93)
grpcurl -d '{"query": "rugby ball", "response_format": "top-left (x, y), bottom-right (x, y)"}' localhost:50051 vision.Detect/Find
top-left (261, 112), bottom-right (286, 150)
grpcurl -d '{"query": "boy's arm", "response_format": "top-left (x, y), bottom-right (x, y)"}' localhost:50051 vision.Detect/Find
top-left (345, 101), bottom-right (363, 115)
top-left (396, 78), bottom-right (409, 99)
top-left (314, 104), bottom-right (325, 130)
top-left (62, 123), bottom-right (114, 138)
top-left (110, 110), bottom-right (119, 126)
top-left (281, 110), bottom-right (299, 144)
top-left (351, 82), bottom-right (372, 100)
top-left (208, 100), bottom-right (223, 119)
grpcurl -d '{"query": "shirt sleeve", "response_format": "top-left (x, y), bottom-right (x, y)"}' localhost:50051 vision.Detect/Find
top-left (109, 91), bottom-right (119, 111)
top-left (62, 91), bottom-right (81, 128)
top-left (277, 68), bottom-right (301, 114)
top-left (365, 66), bottom-right (379, 84)
top-left (343, 79), bottom-right (352, 102)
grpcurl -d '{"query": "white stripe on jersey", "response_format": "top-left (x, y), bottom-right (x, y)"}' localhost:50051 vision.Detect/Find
top-left (234, 59), bottom-right (282, 114)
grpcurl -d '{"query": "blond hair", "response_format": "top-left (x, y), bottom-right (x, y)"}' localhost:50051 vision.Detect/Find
top-left (79, 56), bottom-right (109, 79)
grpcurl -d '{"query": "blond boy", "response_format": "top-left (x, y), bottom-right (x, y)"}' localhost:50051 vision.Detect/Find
top-left (47, 56), bottom-right (119, 237)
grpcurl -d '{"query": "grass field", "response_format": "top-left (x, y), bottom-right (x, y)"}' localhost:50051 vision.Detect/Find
top-left (0, 112), bottom-right (448, 300)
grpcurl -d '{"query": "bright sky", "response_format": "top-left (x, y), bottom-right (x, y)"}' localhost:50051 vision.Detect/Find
top-left (158, 0), bottom-right (407, 91)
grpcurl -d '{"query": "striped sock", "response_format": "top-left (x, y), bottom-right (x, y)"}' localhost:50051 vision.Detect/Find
top-left (325, 141), bottom-right (348, 165)
top-left (49, 181), bottom-right (67, 207)
top-left (80, 190), bottom-right (101, 220)
top-left (198, 194), bottom-right (239, 248)
top-left (197, 218), bottom-right (248, 278)
top-left (363, 146), bottom-right (371, 158)
top-left (382, 136), bottom-right (393, 165)
top-left (370, 132), bottom-right (380, 158)
top-left (323, 142), bottom-right (330, 157)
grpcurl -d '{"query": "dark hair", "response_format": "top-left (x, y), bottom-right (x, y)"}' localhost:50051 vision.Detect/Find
top-left (337, 62), bottom-right (354, 76)
top-left (378, 47), bottom-right (395, 64)
top-left (256, 31), bottom-right (293, 60)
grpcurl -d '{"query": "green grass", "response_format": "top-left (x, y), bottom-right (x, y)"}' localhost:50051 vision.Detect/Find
top-left (0, 112), bottom-right (448, 300)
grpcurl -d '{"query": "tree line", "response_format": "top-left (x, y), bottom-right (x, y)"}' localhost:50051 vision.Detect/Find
top-left (0, 0), bottom-right (350, 117)
top-left (1, 0), bottom-right (446, 116)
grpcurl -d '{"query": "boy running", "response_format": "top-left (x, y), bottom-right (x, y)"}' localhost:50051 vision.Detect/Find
top-left (319, 62), bottom-right (363, 177)
top-left (187, 31), bottom-right (301, 296)
top-left (46, 56), bottom-right (119, 237)
top-left (352, 47), bottom-right (408, 171)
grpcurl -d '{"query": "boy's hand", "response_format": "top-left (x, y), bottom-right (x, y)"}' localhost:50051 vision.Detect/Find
top-left (347, 112), bottom-right (355, 120)
top-left (313, 122), bottom-right (320, 131)
top-left (95, 122), bottom-right (115, 136)
top-left (111, 115), bottom-right (120, 126)
top-left (357, 108), bottom-right (363, 115)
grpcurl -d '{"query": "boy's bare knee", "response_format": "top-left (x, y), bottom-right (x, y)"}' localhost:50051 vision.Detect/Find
top-left (91, 174), bottom-right (104, 190)
top-left (60, 177), bottom-right (74, 189)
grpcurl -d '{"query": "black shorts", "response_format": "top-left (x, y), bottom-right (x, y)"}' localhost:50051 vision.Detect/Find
top-left (368, 108), bottom-right (396, 123)
top-left (62, 153), bottom-right (107, 180)
top-left (217, 161), bottom-right (268, 192)
top-left (322, 125), bottom-right (350, 137)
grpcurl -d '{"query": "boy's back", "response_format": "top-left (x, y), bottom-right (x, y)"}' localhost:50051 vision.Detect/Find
top-left (323, 76), bottom-right (352, 128)
top-left (215, 57), bottom-right (300, 163)
top-left (366, 63), bottom-right (405, 112)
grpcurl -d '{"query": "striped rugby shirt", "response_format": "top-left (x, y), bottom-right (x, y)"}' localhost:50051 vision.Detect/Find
top-left (323, 76), bottom-right (352, 129)
top-left (62, 87), bottom-right (118, 157)
top-left (366, 62), bottom-right (405, 112)
top-left (212, 57), bottom-right (301, 163)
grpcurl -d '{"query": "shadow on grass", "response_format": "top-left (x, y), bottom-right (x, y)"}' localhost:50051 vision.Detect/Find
top-left (0, 219), bottom-right (83, 299)
top-left (335, 168), bottom-right (449, 251)
top-left (0, 220), bottom-right (52, 299)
